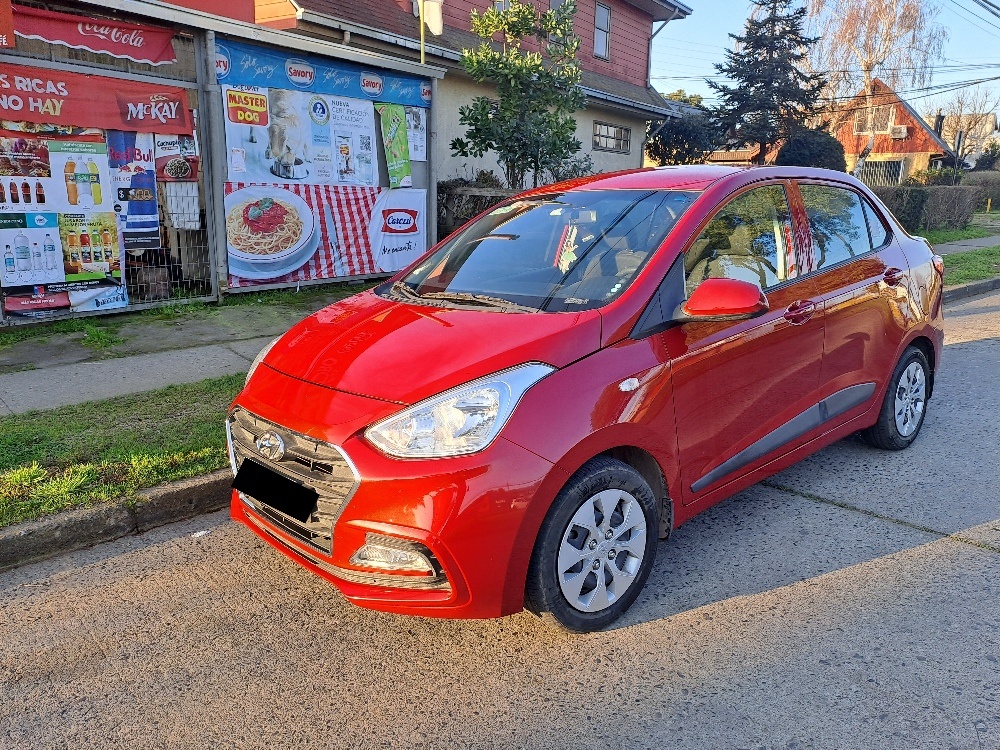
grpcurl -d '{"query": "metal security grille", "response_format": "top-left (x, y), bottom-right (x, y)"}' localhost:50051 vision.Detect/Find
top-left (126, 180), bottom-right (214, 305)
top-left (858, 160), bottom-right (904, 187)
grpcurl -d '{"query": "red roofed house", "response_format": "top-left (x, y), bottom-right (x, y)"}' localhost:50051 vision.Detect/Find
top-left (252, 0), bottom-right (693, 183)
top-left (834, 79), bottom-right (954, 186)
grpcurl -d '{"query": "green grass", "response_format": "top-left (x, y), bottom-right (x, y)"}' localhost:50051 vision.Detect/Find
top-left (0, 374), bottom-right (243, 528)
top-left (942, 245), bottom-right (1000, 286)
top-left (0, 280), bottom-right (380, 352)
top-left (918, 225), bottom-right (996, 246)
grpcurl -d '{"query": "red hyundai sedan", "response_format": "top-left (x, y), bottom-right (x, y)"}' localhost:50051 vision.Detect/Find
top-left (227, 166), bottom-right (944, 632)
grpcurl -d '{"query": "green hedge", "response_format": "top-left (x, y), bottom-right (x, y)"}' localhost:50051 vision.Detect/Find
top-left (871, 185), bottom-right (984, 232)
top-left (959, 172), bottom-right (1000, 211)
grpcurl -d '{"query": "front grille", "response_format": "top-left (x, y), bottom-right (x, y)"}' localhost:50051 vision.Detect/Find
top-left (228, 407), bottom-right (359, 553)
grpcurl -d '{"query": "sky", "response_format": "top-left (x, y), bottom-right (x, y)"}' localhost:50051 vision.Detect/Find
top-left (649, 0), bottom-right (1000, 115)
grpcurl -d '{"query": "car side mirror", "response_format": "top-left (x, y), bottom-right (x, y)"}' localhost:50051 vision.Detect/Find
top-left (677, 278), bottom-right (769, 322)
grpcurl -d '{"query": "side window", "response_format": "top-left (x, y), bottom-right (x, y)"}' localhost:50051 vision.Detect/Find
top-left (684, 184), bottom-right (794, 296)
top-left (799, 184), bottom-right (872, 271)
top-left (863, 198), bottom-right (890, 249)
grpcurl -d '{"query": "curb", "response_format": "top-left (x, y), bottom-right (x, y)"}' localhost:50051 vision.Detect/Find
top-left (944, 277), bottom-right (1000, 303)
top-left (0, 469), bottom-right (233, 573)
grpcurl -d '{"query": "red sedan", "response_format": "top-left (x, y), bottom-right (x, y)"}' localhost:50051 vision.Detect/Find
top-left (227, 165), bottom-right (944, 632)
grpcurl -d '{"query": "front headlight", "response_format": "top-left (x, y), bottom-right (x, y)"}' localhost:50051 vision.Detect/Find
top-left (364, 362), bottom-right (555, 458)
top-left (245, 336), bottom-right (281, 387)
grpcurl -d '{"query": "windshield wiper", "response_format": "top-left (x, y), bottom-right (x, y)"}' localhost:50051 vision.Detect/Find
top-left (390, 280), bottom-right (424, 300)
top-left (418, 290), bottom-right (538, 313)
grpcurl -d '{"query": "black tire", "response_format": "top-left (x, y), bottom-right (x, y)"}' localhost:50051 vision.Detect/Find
top-left (524, 457), bottom-right (659, 633)
top-left (861, 346), bottom-right (931, 450)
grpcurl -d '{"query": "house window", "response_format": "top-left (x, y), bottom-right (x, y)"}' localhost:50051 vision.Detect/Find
top-left (857, 160), bottom-right (904, 187)
top-left (853, 105), bottom-right (895, 135)
top-left (593, 121), bottom-right (631, 153)
top-left (594, 3), bottom-right (611, 60)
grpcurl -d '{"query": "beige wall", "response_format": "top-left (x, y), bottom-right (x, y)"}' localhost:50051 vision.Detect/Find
top-left (433, 76), bottom-right (649, 187)
top-left (844, 152), bottom-right (935, 181)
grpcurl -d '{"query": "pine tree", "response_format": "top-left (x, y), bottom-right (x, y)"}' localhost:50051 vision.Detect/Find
top-left (708, 0), bottom-right (825, 164)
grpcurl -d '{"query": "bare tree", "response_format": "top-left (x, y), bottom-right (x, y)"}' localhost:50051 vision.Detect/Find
top-left (926, 86), bottom-right (1000, 166)
top-left (806, 0), bottom-right (947, 159)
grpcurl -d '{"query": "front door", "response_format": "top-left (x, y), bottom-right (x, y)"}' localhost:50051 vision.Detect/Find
top-left (663, 182), bottom-right (825, 505)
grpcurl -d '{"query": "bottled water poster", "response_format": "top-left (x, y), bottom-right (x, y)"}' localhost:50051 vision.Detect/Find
top-left (0, 129), bottom-right (128, 316)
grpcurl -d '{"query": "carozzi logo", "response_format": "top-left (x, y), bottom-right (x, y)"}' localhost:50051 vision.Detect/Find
top-left (215, 46), bottom-right (231, 80)
top-left (381, 209), bottom-right (418, 234)
top-left (360, 73), bottom-right (383, 98)
top-left (285, 59), bottom-right (315, 88)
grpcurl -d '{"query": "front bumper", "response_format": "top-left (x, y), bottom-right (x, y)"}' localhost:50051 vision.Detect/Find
top-left (228, 366), bottom-right (569, 619)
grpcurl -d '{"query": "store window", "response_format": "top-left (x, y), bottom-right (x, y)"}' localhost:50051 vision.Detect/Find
top-left (593, 122), bottom-right (631, 153)
top-left (594, 3), bottom-right (611, 59)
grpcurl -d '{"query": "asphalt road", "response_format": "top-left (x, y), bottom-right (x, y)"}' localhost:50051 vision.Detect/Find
top-left (2, 291), bottom-right (999, 750)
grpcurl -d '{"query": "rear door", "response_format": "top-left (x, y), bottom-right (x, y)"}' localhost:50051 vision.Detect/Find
top-left (793, 181), bottom-right (912, 416)
top-left (663, 182), bottom-right (825, 505)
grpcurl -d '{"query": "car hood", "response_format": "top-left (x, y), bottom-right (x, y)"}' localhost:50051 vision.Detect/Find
top-left (261, 290), bottom-right (603, 405)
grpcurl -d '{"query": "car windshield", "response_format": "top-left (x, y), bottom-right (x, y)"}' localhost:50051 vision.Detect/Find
top-left (384, 189), bottom-right (700, 312)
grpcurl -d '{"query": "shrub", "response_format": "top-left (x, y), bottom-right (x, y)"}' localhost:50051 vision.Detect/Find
top-left (871, 185), bottom-right (983, 231)
top-left (906, 168), bottom-right (963, 186)
top-left (775, 128), bottom-right (847, 171)
top-left (960, 171), bottom-right (1000, 210)
top-left (973, 142), bottom-right (1000, 171)
top-left (544, 154), bottom-right (597, 184)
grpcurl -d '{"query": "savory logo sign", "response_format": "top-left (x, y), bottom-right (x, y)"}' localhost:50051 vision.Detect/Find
top-left (285, 59), bottom-right (315, 88)
top-left (215, 46), bottom-right (231, 80)
top-left (360, 73), bottom-right (383, 98)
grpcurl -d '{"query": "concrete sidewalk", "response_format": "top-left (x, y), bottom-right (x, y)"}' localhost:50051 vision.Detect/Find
top-left (931, 233), bottom-right (1000, 254)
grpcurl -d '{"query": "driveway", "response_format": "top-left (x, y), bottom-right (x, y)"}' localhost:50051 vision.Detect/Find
top-left (2, 290), bottom-right (998, 750)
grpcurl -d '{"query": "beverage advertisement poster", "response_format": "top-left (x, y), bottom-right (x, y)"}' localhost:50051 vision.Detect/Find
top-left (367, 188), bottom-right (426, 272)
top-left (223, 85), bottom-right (376, 187)
top-left (106, 130), bottom-right (159, 255)
top-left (0, 129), bottom-right (128, 316)
top-left (375, 103), bottom-right (411, 189)
top-left (404, 106), bottom-right (426, 162)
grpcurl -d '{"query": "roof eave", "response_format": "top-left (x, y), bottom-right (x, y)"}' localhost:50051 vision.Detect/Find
top-left (60, 0), bottom-right (446, 78)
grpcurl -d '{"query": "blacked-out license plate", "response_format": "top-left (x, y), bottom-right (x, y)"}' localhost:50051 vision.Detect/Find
top-left (233, 459), bottom-right (318, 524)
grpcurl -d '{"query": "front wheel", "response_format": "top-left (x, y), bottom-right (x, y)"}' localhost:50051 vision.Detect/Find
top-left (524, 457), bottom-right (659, 632)
top-left (861, 346), bottom-right (930, 450)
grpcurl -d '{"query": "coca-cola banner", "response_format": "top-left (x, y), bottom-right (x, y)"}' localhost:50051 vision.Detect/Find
top-left (0, 62), bottom-right (193, 134)
top-left (14, 7), bottom-right (176, 66)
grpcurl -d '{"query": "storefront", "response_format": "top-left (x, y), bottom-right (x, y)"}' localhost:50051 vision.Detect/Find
top-left (0, 0), bottom-right (444, 321)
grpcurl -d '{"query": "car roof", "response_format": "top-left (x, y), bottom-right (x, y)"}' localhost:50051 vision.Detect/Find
top-left (520, 165), bottom-right (870, 195)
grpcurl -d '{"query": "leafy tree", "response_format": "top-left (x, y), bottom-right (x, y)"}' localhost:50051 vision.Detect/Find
top-left (974, 141), bottom-right (1000, 171)
top-left (646, 111), bottom-right (721, 165)
top-left (451, 0), bottom-right (586, 190)
top-left (775, 127), bottom-right (847, 170)
top-left (664, 89), bottom-right (704, 107)
top-left (708, 0), bottom-right (825, 164)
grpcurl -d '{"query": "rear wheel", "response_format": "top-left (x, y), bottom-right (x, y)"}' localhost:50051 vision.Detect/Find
top-left (524, 457), bottom-right (659, 632)
top-left (861, 346), bottom-right (930, 450)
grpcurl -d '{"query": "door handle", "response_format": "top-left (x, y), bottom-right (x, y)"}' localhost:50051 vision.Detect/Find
top-left (883, 267), bottom-right (905, 286)
top-left (783, 300), bottom-right (816, 325)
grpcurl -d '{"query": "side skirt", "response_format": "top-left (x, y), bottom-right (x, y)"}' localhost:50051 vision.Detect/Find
top-left (690, 382), bottom-right (876, 494)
